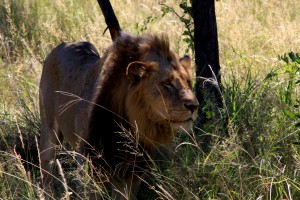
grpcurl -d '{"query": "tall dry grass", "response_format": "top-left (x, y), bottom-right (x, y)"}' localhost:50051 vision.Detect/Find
top-left (0, 0), bottom-right (299, 199)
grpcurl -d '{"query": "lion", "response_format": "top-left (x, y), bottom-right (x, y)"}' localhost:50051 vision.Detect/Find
top-left (39, 32), bottom-right (199, 199)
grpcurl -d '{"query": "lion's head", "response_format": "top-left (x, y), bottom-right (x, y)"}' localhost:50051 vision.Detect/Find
top-left (112, 34), bottom-right (199, 146)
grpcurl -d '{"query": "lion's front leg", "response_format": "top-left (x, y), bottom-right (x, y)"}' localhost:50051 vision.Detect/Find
top-left (39, 124), bottom-right (63, 195)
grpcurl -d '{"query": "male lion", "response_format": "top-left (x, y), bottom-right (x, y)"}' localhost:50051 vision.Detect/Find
top-left (39, 32), bottom-right (199, 199)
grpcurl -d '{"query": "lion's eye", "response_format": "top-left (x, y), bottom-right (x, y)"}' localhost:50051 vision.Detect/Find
top-left (163, 81), bottom-right (174, 89)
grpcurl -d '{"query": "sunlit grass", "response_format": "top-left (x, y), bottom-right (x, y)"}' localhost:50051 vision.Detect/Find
top-left (0, 0), bottom-right (299, 199)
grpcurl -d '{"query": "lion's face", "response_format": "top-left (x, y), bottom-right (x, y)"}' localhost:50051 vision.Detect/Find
top-left (126, 51), bottom-right (199, 132)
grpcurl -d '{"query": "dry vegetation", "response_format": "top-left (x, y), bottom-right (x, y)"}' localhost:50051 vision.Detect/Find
top-left (0, 0), bottom-right (299, 199)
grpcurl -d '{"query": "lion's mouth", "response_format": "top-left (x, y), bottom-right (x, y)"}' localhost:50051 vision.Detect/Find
top-left (169, 118), bottom-right (193, 124)
top-left (168, 111), bottom-right (197, 124)
top-left (156, 109), bottom-right (197, 127)
top-left (169, 118), bottom-right (194, 132)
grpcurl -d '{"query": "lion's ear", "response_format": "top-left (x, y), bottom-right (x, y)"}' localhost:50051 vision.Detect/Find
top-left (179, 55), bottom-right (191, 69)
top-left (179, 55), bottom-right (192, 76)
top-left (126, 61), bottom-right (156, 81)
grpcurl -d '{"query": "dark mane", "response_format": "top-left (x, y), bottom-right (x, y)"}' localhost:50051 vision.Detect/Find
top-left (106, 32), bottom-right (172, 70)
top-left (139, 34), bottom-right (171, 58)
top-left (85, 32), bottom-right (174, 178)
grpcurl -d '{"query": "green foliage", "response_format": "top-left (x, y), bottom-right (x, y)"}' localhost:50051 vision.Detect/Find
top-left (160, 0), bottom-right (194, 54)
top-left (278, 52), bottom-right (300, 146)
top-left (135, 15), bottom-right (158, 34)
top-left (278, 52), bottom-right (300, 106)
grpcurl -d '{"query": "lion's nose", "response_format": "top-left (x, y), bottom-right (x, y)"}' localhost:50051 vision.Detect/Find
top-left (184, 98), bottom-right (199, 113)
top-left (180, 90), bottom-right (199, 113)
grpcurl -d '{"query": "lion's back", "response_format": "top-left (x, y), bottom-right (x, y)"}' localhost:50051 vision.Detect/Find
top-left (39, 41), bottom-right (101, 146)
top-left (41, 41), bottom-right (100, 94)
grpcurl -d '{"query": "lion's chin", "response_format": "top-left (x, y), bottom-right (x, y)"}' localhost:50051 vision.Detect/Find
top-left (170, 119), bottom-right (194, 132)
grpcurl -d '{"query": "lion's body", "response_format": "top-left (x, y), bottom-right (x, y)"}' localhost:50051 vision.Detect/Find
top-left (39, 32), bottom-right (198, 199)
top-left (39, 42), bottom-right (100, 147)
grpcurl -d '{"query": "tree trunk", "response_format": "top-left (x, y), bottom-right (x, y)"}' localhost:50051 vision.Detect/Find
top-left (97, 0), bottom-right (121, 41)
top-left (192, 0), bottom-right (223, 152)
